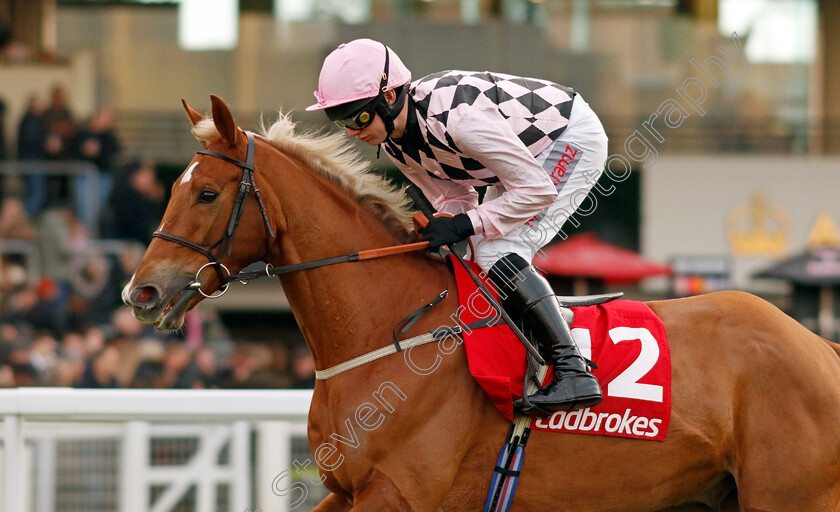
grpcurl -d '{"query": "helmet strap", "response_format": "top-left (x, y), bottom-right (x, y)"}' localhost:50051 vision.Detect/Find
top-left (375, 97), bottom-right (395, 137)
top-left (374, 43), bottom-right (407, 156)
top-left (377, 43), bottom-right (395, 138)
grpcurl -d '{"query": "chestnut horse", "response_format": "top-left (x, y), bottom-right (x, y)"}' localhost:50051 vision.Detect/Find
top-left (124, 95), bottom-right (840, 512)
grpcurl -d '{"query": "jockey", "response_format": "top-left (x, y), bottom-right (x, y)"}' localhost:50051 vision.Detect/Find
top-left (307, 38), bottom-right (608, 415)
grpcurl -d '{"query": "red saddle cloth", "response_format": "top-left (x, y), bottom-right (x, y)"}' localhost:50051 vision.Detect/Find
top-left (450, 259), bottom-right (671, 442)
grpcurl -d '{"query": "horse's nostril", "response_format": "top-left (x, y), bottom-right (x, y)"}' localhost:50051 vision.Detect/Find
top-left (135, 286), bottom-right (158, 304)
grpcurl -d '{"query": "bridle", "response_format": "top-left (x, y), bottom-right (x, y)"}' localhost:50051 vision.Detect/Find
top-left (152, 129), bottom-right (430, 299)
top-left (152, 130), bottom-right (275, 298)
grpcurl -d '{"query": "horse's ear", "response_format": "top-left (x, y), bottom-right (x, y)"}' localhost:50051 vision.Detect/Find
top-left (182, 98), bottom-right (205, 126)
top-left (210, 94), bottom-right (244, 147)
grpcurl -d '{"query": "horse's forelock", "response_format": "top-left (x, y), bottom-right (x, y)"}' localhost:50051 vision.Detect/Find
top-left (191, 118), bottom-right (220, 147)
top-left (258, 111), bottom-right (415, 240)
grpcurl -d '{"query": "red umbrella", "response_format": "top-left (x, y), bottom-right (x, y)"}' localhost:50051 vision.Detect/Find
top-left (536, 232), bottom-right (671, 284)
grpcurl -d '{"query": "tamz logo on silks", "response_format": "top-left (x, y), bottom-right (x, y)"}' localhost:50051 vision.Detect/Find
top-left (524, 143), bottom-right (583, 228)
top-left (550, 144), bottom-right (579, 186)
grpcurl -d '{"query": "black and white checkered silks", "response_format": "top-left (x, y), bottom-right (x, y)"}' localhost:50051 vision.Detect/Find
top-left (384, 71), bottom-right (608, 271)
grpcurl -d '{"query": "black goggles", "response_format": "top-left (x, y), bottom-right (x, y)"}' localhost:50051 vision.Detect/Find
top-left (333, 103), bottom-right (376, 130)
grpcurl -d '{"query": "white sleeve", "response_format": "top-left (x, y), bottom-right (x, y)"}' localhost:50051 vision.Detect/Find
top-left (389, 157), bottom-right (479, 217)
top-left (449, 108), bottom-right (558, 239)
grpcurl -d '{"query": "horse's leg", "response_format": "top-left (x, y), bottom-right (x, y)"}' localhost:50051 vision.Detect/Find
top-left (311, 492), bottom-right (352, 512)
top-left (736, 437), bottom-right (840, 511)
top-left (728, 315), bottom-right (840, 510)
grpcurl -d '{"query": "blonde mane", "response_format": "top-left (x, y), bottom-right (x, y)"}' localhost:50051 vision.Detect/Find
top-left (191, 114), bottom-right (415, 240)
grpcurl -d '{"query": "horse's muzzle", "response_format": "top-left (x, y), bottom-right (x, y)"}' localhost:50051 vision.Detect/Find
top-left (127, 284), bottom-right (162, 311)
top-left (123, 276), bottom-right (201, 330)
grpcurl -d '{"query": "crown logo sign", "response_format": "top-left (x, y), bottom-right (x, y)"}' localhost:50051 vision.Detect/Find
top-left (727, 192), bottom-right (790, 256)
top-left (807, 212), bottom-right (840, 249)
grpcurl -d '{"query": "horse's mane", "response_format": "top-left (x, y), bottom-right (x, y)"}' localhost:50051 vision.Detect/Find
top-left (191, 114), bottom-right (415, 241)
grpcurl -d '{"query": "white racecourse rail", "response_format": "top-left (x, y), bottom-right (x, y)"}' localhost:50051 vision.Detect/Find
top-left (0, 388), bottom-right (315, 512)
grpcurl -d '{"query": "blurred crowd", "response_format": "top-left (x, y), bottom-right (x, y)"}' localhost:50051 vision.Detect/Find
top-left (0, 86), bottom-right (316, 391)
top-left (0, 308), bottom-right (316, 390)
top-left (4, 85), bottom-right (164, 241)
top-left (1, 19), bottom-right (68, 65)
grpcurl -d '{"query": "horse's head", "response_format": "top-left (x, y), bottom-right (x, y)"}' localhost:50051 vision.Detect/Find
top-left (123, 95), bottom-right (279, 330)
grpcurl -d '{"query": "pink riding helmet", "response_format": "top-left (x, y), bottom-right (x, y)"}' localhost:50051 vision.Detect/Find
top-left (306, 38), bottom-right (412, 111)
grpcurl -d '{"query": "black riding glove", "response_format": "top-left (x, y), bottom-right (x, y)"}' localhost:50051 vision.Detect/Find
top-left (419, 213), bottom-right (475, 251)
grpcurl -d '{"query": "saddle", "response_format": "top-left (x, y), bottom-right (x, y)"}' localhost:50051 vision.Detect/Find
top-left (555, 292), bottom-right (624, 308)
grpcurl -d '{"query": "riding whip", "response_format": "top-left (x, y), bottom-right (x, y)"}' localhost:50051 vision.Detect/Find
top-left (405, 185), bottom-right (545, 365)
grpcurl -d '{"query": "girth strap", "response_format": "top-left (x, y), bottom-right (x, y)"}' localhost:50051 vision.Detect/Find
top-left (316, 307), bottom-right (505, 381)
top-left (483, 365), bottom-right (547, 512)
top-left (315, 331), bottom-right (438, 381)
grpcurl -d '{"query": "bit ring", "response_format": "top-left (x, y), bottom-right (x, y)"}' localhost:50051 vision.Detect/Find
top-left (193, 262), bottom-right (231, 299)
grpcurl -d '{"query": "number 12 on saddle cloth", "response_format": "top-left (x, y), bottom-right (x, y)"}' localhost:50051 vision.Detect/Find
top-left (450, 259), bottom-right (672, 442)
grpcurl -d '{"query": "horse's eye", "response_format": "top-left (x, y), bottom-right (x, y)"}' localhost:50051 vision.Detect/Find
top-left (197, 190), bottom-right (218, 204)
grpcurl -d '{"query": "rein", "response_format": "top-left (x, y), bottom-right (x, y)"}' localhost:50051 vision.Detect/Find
top-left (152, 129), bottom-right (430, 298)
top-left (229, 240), bottom-right (430, 284)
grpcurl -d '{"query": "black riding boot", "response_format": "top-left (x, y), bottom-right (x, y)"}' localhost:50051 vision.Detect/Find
top-left (489, 254), bottom-right (602, 416)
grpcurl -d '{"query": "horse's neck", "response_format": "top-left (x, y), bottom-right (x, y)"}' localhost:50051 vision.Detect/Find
top-left (264, 158), bottom-right (448, 370)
